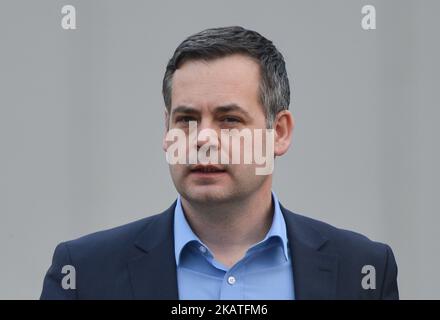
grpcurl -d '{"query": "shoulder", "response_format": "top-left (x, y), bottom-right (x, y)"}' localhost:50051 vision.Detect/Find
top-left (283, 209), bottom-right (394, 261)
top-left (283, 208), bottom-right (399, 299)
top-left (65, 214), bottom-right (155, 248)
top-left (58, 207), bottom-right (174, 266)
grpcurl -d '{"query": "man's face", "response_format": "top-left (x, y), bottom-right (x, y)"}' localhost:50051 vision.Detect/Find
top-left (163, 54), bottom-right (271, 205)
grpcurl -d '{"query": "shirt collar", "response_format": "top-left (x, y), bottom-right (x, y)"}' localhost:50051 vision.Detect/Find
top-left (173, 195), bottom-right (204, 265)
top-left (173, 191), bottom-right (290, 266)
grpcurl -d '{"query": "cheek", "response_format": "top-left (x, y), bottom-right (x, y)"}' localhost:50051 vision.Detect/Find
top-left (169, 164), bottom-right (184, 179)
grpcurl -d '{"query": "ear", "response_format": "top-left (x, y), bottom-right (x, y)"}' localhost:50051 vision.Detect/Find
top-left (273, 110), bottom-right (294, 157)
top-left (162, 109), bottom-right (170, 153)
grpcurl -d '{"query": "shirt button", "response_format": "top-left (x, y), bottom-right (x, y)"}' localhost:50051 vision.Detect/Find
top-left (199, 245), bottom-right (207, 253)
top-left (227, 276), bottom-right (236, 285)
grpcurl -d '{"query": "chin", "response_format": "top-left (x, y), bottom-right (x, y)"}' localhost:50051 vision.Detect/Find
top-left (182, 185), bottom-right (234, 204)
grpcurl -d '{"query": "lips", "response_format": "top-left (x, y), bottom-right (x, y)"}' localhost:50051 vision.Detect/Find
top-left (189, 165), bottom-right (227, 174)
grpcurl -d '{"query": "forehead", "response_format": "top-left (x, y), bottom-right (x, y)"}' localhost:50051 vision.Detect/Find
top-left (171, 54), bottom-right (261, 112)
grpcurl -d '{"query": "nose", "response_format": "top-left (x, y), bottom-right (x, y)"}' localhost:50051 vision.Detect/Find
top-left (190, 119), bottom-right (220, 154)
top-left (197, 120), bottom-right (219, 148)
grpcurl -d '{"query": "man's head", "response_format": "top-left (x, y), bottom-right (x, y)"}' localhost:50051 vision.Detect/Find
top-left (162, 26), bottom-right (294, 205)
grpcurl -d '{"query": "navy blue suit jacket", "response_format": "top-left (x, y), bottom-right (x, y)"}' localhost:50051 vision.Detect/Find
top-left (40, 201), bottom-right (399, 299)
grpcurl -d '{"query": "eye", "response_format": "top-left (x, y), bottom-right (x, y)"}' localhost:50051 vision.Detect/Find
top-left (175, 116), bottom-right (197, 123)
top-left (221, 116), bottom-right (241, 123)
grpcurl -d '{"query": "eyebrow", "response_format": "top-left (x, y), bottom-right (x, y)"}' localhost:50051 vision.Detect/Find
top-left (171, 105), bottom-right (199, 116)
top-left (171, 103), bottom-right (251, 118)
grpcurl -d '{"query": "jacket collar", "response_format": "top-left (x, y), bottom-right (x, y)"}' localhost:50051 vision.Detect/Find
top-left (281, 203), bottom-right (339, 299)
top-left (128, 201), bottom-right (179, 299)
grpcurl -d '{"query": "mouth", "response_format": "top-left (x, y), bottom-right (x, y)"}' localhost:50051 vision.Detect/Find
top-left (189, 165), bottom-right (227, 176)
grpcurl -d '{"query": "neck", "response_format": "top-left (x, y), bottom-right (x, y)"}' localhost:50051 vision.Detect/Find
top-left (180, 183), bottom-right (274, 267)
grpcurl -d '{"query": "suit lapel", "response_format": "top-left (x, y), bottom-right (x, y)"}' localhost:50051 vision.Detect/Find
top-left (281, 205), bottom-right (339, 299)
top-left (127, 202), bottom-right (179, 299)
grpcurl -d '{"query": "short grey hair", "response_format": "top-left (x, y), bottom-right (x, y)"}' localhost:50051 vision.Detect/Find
top-left (162, 26), bottom-right (291, 128)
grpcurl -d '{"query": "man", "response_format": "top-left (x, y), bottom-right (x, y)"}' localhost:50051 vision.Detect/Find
top-left (41, 26), bottom-right (399, 299)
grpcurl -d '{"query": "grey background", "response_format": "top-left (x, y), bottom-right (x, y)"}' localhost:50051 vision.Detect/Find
top-left (0, 0), bottom-right (439, 299)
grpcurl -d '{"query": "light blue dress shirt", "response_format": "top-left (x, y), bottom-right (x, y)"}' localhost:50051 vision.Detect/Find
top-left (174, 191), bottom-right (295, 300)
